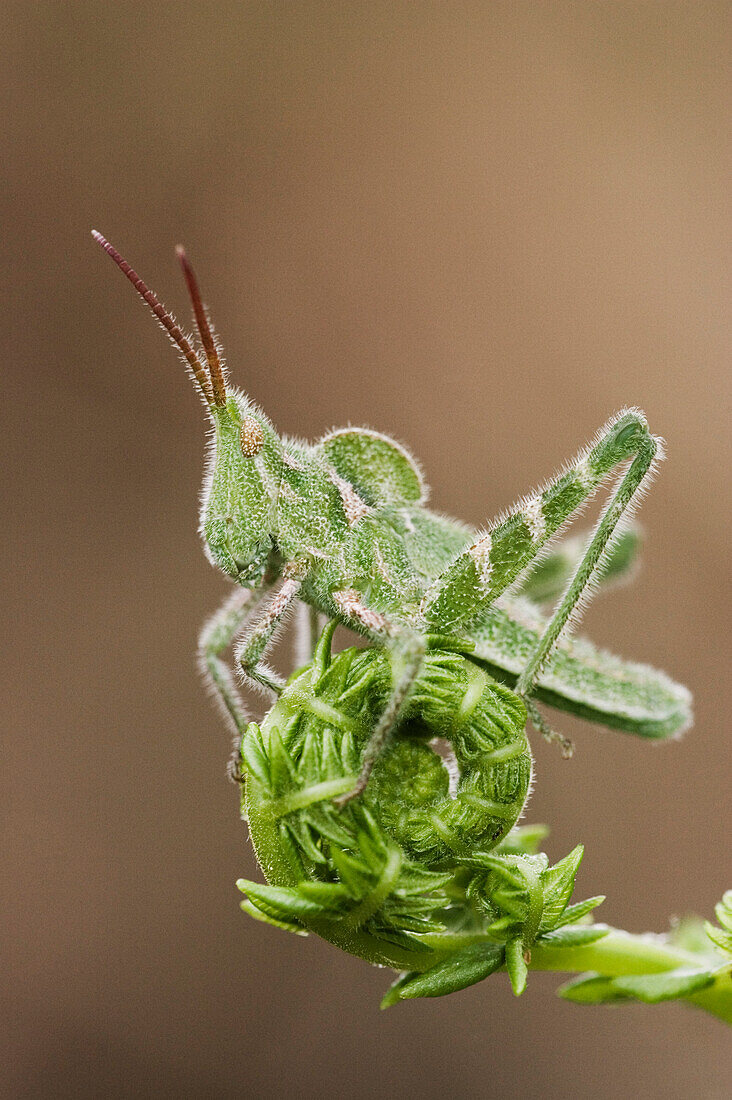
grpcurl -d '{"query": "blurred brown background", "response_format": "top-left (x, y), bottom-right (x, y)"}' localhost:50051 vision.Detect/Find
top-left (2, 3), bottom-right (730, 1097)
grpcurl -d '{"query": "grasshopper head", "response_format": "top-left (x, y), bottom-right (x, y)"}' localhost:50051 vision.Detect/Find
top-left (202, 393), bottom-right (282, 581)
top-left (93, 232), bottom-right (282, 582)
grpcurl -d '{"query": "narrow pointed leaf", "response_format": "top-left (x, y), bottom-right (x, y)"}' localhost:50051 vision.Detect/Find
top-left (538, 924), bottom-right (610, 947)
top-left (236, 879), bottom-right (338, 919)
top-left (505, 937), bottom-right (528, 996)
top-left (496, 824), bottom-right (550, 855)
top-left (380, 972), bottom-right (419, 1009)
top-left (286, 819), bottom-right (327, 864)
top-left (558, 974), bottom-right (629, 1005)
top-left (553, 895), bottom-right (605, 928)
top-left (298, 881), bottom-right (352, 906)
top-left (320, 728), bottom-right (344, 779)
top-left (704, 922), bottom-right (732, 956)
top-left (329, 847), bottom-right (371, 898)
top-left (381, 943), bottom-right (504, 1004)
top-left (613, 968), bottom-right (714, 1003)
top-left (239, 899), bottom-right (307, 935)
top-left (240, 724), bottom-right (271, 787)
top-left (267, 726), bottom-right (298, 793)
top-left (715, 891), bottom-right (732, 932)
top-left (370, 929), bottom-right (436, 953)
top-left (539, 845), bottom-right (584, 931)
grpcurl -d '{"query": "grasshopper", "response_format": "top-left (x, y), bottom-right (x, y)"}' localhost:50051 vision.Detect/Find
top-left (93, 233), bottom-right (691, 804)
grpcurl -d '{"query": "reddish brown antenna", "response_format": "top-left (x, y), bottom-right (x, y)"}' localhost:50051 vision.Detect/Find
top-left (176, 246), bottom-right (228, 407)
top-left (91, 231), bottom-right (214, 404)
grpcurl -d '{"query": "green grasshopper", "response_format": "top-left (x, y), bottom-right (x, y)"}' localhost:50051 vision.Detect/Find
top-left (93, 232), bottom-right (691, 804)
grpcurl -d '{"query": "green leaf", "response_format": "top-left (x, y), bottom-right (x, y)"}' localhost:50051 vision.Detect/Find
top-left (239, 899), bottom-right (307, 935)
top-left (236, 878), bottom-right (345, 920)
top-left (380, 972), bottom-right (419, 1008)
top-left (240, 724), bottom-right (270, 787)
top-left (328, 846), bottom-right (371, 898)
top-left (496, 824), bottom-right (550, 856)
top-left (704, 922), bottom-right (732, 956)
top-left (397, 866), bottom-right (454, 894)
top-left (339, 730), bottom-right (359, 772)
top-left (704, 890), bottom-right (732, 956)
top-left (538, 923), bottom-right (610, 947)
top-left (285, 818), bottom-right (327, 864)
top-left (505, 937), bottom-right (528, 996)
top-left (559, 967), bottom-right (715, 1007)
top-left (381, 943), bottom-right (505, 1005)
top-left (298, 881), bottom-right (353, 906)
top-left (553, 895), bottom-right (605, 928)
top-left (613, 969), bottom-right (714, 1003)
top-left (539, 845), bottom-right (584, 931)
top-left (558, 974), bottom-right (629, 1005)
top-left (302, 807), bottom-right (354, 848)
top-left (267, 726), bottom-right (298, 793)
top-left (298, 732), bottom-right (322, 783)
top-left (320, 728), bottom-right (344, 780)
top-left (369, 928), bottom-right (436, 953)
top-left (715, 891), bottom-right (732, 932)
top-left (385, 912), bottom-right (445, 933)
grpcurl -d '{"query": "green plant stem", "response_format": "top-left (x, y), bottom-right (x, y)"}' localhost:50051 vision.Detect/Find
top-left (530, 927), bottom-right (702, 974)
top-left (532, 930), bottom-right (732, 1022)
top-left (417, 926), bottom-right (732, 1023)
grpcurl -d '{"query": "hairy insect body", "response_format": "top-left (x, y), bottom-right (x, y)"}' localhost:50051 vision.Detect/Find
top-left (204, 396), bottom-right (444, 626)
top-left (204, 393), bottom-right (652, 637)
top-left (94, 236), bottom-right (708, 1008)
top-left (94, 234), bottom-right (692, 805)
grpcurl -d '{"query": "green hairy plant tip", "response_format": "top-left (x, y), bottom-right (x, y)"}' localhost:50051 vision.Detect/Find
top-left (96, 238), bottom-right (725, 1022)
top-left (232, 625), bottom-right (728, 1021)
top-left (704, 891), bottom-right (732, 958)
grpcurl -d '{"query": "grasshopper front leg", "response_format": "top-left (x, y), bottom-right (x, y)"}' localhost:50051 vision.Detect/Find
top-left (198, 579), bottom-right (279, 734)
top-left (235, 571), bottom-right (307, 696)
top-left (331, 589), bottom-right (426, 807)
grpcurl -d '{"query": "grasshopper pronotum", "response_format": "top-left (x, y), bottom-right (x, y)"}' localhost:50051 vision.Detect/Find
top-left (93, 233), bottom-right (691, 807)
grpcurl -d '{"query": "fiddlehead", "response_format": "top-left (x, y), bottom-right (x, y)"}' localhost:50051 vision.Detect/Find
top-left (234, 623), bottom-right (730, 1022)
top-left (236, 623), bottom-right (585, 976)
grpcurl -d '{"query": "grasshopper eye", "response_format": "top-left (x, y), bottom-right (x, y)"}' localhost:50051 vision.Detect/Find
top-left (240, 416), bottom-right (264, 457)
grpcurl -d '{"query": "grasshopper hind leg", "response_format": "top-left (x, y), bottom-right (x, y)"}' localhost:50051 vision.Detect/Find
top-left (523, 697), bottom-right (574, 758)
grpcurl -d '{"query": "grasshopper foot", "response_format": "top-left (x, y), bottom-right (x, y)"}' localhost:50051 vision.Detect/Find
top-left (523, 697), bottom-right (574, 758)
top-left (227, 753), bottom-right (246, 784)
top-left (333, 765), bottom-right (372, 809)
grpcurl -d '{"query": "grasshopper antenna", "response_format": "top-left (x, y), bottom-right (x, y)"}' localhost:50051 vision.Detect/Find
top-left (91, 230), bottom-right (215, 405)
top-left (176, 246), bottom-right (228, 407)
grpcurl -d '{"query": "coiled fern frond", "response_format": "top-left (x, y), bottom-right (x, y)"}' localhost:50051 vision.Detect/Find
top-left (234, 624), bottom-right (731, 1022)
